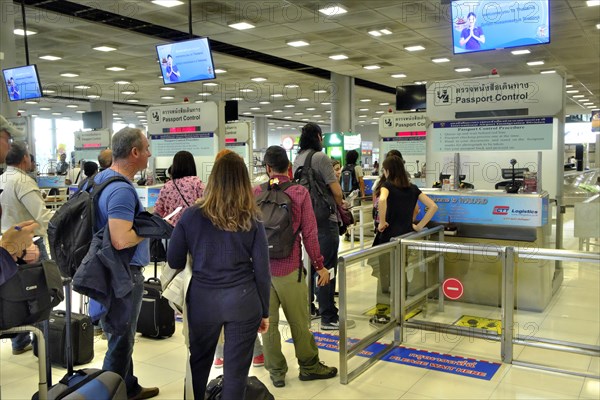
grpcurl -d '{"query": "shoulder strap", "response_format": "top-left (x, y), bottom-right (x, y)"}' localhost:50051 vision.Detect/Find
top-left (303, 150), bottom-right (316, 169)
top-left (172, 179), bottom-right (190, 207)
top-left (90, 175), bottom-right (139, 233)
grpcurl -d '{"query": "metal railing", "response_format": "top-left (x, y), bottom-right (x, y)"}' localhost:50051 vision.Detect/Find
top-left (337, 231), bottom-right (600, 383)
top-left (337, 226), bottom-right (443, 384)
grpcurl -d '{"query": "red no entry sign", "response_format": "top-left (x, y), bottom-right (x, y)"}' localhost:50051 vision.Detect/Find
top-left (443, 278), bottom-right (464, 300)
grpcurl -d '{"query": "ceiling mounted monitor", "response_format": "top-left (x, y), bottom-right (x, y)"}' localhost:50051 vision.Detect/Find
top-left (156, 37), bottom-right (216, 85)
top-left (396, 85), bottom-right (426, 111)
top-left (2, 64), bottom-right (43, 101)
top-left (451, 0), bottom-right (550, 55)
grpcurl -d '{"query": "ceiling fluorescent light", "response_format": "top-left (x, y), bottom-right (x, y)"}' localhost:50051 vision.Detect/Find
top-left (42, 89), bottom-right (55, 94)
top-left (577, 99), bottom-right (589, 102)
top-left (363, 65), bottom-right (381, 70)
top-left (404, 45), bottom-right (425, 51)
top-left (596, 23), bottom-right (600, 29)
top-left (319, 6), bottom-right (347, 16)
top-left (121, 91), bottom-right (136, 95)
top-left (14, 29), bottom-right (36, 36)
top-left (74, 85), bottom-right (91, 89)
top-left (40, 107), bottom-right (51, 111)
top-left (66, 104), bottom-right (78, 108)
top-left (527, 61), bottom-right (544, 66)
top-left (39, 55), bottom-right (61, 61)
top-left (572, 95), bottom-right (585, 98)
top-left (329, 54), bottom-right (348, 60)
top-left (455, 67), bottom-right (471, 72)
top-left (115, 80), bottom-right (131, 85)
top-left (511, 49), bottom-right (530, 55)
top-left (566, 90), bottom-right (579, 93)
top-left (25, 101), bottom-right (38, 104)
top-left (391, 73), bottom-right (406, 78)
top-left (540, 70), bottom-right (556, 74)
top-left (584, 102), bottom-right (594, 105)
top-left (214, 69), bottom-right (227, 73)
top-left (380, 29), bottom-right (392, 35)
top-left (368, 30), bottom-right (382, 37)
top-left (60, 72), bottom-right (79, 77)
top-left (360, 99), bottom-right (371, 102)
top-left (203, 82), bottom-right (218, 86)
top-left (251, 77), bottom-right (267, 82)
top-left (93, 45), bottom-right (117, 52)
top-left (151, 0), bottom-right (184, 7)
top-left (287, 40), bottom-right (309, 47)
top-left (126, 99), bottom-right (139, 103)
top-left (586, 0), bottom-right (600, 6)
top-left (228, 22), bottom-right (255, 30)
top-left (432, 58), bottom-right (450, 63)
top-left (565, 84), bottom-right (573, 88)
top-left (106, 66), bottom-right (126, 71)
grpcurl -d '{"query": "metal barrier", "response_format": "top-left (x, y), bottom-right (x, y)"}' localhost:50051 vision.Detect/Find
top-left (339, 204), bottom-right (375, 257)
top-left (337, 226), bottom-right (443, 384)
top-left (338, 232), bottom-right (600, 383)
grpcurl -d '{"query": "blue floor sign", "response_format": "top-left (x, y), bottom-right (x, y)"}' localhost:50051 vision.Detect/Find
top-left (287, 332), bottom-right (500, 381)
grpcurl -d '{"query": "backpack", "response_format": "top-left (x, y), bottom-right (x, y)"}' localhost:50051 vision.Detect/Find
top-left (0, 259), bottom-right (64, 329)
top-left (256, 180), bottom-right (297, 259)
top-left (340, 163), bottom-right (358, 195)
top-left (293, 151), bottom-right (336, 224)
top-left (48, 176), bottom-right (131, 278)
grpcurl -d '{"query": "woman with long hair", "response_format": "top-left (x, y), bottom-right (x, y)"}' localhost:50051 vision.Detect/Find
top-left (154, 150), bottom-right (205, 226)
top-left (167, 152), bottom-right (270, 399)
top-left (369, 155), bottom-right (437, 324)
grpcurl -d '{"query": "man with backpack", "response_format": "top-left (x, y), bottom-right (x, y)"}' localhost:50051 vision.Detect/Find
top-left (340, 149), bottom-right (365, 198)
top-left (256, 146), bottom-right (338, 388)
top-left (292, 122), bottom-right (355, 331)
top-left (86, 128), bottom-right (158, 400)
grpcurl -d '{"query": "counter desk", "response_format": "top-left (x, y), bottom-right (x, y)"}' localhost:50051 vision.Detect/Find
top-left (412, 189), bottom-right (559, 312)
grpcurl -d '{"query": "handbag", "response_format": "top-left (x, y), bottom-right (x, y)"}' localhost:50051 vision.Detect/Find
top-left (336, 204), bottom-right (355, 235)
top-left (0, 259), bottom-right (64, 329)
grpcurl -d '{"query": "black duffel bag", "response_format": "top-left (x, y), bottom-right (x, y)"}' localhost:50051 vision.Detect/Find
top-left (0, 259), bottom-right (64, 329)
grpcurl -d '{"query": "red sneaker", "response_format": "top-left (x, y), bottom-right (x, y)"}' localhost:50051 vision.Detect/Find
top-left (213, 358), bottom-right (224, 369)
top-left (252, 354), bottom-right (265, 367)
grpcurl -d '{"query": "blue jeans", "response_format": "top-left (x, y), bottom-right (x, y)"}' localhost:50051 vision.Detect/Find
top-left (101, 267), bottom-right (145, 397)
top-left (314, 220), bottom-right (340, 324)
top-left (11, 239), bottom-right (50, 351)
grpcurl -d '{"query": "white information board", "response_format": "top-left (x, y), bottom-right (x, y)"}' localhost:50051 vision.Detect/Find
top-left (74, 130), bottom-right (111, 149)
top-left (427, 74), bottom-right (564, 120)
top-left (379, 112), bottom-right (427, 177)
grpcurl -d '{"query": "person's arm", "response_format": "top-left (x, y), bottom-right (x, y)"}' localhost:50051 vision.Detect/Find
top-left (0, 221), bottom-right (38, 261)
top-left (108, 218), bottom-right (145, 250)
top-left (329, 181), bottom-right (343, 206)
top-left (166, 211), bottom-right (190, 269)
top-left (105, 187), bottom-right (144, 250)
top-left (251, 223), bottom-right (271, 327)
top-left (153, 185), bottom-right (168, 218)
top-left (20, 190), bottom-right (51, 235)
top-left (459, 28), bottom-right (471, 47)
top-left (377, 187), bottom-right (390, 232)
top-left (472, 28), bottom-right (485, 44)
top-left (413, 204), bottom-right (420, 221)
top-left (413, 193), bottom-right (438, 232)
top-left (298, 190), bottom-right (329, 286)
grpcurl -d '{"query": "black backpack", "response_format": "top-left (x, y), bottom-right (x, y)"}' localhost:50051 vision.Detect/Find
top-left (0, 260), bottom-right (64, 329)
top-left (293, 150), bottom-right (336, 224)
top-left (340, 163), bottom-right (358, 195)
top-left (256, 180), bottom-right (297, 259)
top-left (47, 176), bottom-right (131, 278)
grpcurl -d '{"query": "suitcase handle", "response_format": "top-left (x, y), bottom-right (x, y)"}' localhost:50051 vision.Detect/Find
top-left (146, 277), bottom-right (161, 284)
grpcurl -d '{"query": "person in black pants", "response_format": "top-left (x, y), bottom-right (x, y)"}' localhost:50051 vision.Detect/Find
top-left (167, 152), bottom-right (270, 400)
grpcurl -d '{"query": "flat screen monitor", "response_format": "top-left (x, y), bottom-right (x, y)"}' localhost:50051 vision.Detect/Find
top-left (82, 111), bottom-right (103, 130)
top-left (156, 37), bottom-right (216, 85)
top-left (451, 0), bottom-right (550, 54)
top-left (2, 64), bottom-right (42, 101)
top-left (396, 85), bottom-right (426, 111)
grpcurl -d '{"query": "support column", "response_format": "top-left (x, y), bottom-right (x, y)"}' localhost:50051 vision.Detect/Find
top-left (90, 100), bottom-right (113, 132)
top-left (330, 72), bottom-right (355, 133)
top-left (0, 0), bottom-right (19, 117)
top-left (254, 115), bottom-right (268, 150)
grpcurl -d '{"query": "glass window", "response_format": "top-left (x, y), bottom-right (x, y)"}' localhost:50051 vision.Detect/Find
top-left (56, 119), bottom-right (83, 166)
top-left (33, 118), bottom-right (54, 174)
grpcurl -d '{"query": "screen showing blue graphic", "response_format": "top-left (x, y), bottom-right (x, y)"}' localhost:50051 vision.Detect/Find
top-left (3, 64), bottom-right (43, 101)
top-left (451, 0), bottom-right (550, 54)
top-left (156, 38), bottom-right (216, 85)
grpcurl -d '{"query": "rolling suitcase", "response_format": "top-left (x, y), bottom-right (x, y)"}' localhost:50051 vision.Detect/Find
top-left (136, 240), bottom-right (175, 338)
top-left (33, 279), bottom-right (127, 400)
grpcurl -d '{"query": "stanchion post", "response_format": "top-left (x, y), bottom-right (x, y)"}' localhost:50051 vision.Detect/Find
top-left (502, 246), bottom-right (515, 363)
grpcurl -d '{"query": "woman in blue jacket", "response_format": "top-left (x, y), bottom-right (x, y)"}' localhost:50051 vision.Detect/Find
top-left (167, 152), bottom-right (270, 400)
